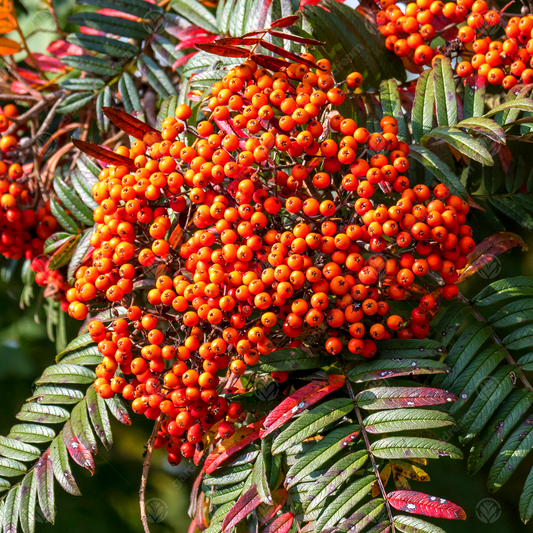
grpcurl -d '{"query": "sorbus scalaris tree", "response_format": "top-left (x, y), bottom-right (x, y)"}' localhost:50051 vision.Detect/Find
top-left (1, 0), bottom-right (533, 533)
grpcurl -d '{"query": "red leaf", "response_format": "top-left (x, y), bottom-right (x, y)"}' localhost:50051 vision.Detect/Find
top-left (263, 512), bottom-right (294, 533)
top-left (62, 420), bottom-right (95, 474)
top-left (72, 139), bottom-right (136, 171)
top-left (47, 39), bottom-right (84, 58)
top-left (102, 107), bottom-right (161, 141)
top-left (260, 40), bottom-right (319, 69)
top-left (249, 53), bottom-right (290, 72)
top-left (387, 491), bottom-right (467, 520)
top-left (261, 375), bottom-right (345, 438)
top-left (173, 51), bottom-right (198, 69)
top-left (80, 26), bottom-right (106, 36)
top-left (204, 419), bottom-right (263, 474)
top-left (215, 37), bottom-right (262, 46)
top-left (176, 34), bottom-right (218, 50)
top-left (267, 29), bottom-right (325, 46)
top-left (258, 489), bottom-right (288, 525)
top-left (222, 485), bottom-right (262, 532)
top-left (26, 53), bottom-right (66, 73)
top-left (270, 15), bottom-right (300, 28)
top-left (96, 8), bottom-right (138, 21)
top-left (458, 232), bottom-right (528, 282)
top-left (196, 42), bottom-right (250, 57)
top-left (355, 387), bottom-right (457, 409)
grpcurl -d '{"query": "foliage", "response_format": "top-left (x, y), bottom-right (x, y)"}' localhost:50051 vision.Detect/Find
top-left (1, 1), bottom-right (533, 533)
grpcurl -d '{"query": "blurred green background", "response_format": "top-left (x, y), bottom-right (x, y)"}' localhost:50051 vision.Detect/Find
top-left (2, 0), bottom-right (533, 532)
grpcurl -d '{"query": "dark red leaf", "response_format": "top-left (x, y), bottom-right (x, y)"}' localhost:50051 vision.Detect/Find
top-left (260, 40), bottom-right (318, 69)
top-left (72, 138), bottom-right (136, 170)
top-left (355, 387), bottom-right (457, 409)
top-left (196, 42), bottom-right (250, 58)
top-left (267, 29), bottom-right (325, 46)
top-left (261, 375), bottom-right (345, 438)
top-left (62, 420), bottom-right (95, 474)
top-left (249, 53), bottom-right (290, 72)
top-left (102, 107), bottom-right (161, 141)
top-left (263, 512), bottom-right (294, 533)
top-left (387, 491), bottom-right (467, 520)
top-left (270, 15), bottom-right (299, 28)
top-left (215, 37), bottom-right (262, 46)
top-left (258, 489), bottom-right (288, 525)
top-left (243, 29), bottom-right (268, 37)
top-left (458, 232), bottom-right (528, 282)
top-left (222, 485), bottom-right (262, 532)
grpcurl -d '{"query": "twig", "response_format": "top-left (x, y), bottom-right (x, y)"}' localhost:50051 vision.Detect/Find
top-left (336, 355), bottom-right (396, 533)
top-left (140, 415), bottom-right (162, 533)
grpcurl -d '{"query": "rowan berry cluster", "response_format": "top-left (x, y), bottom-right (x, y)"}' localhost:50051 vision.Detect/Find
top-left (65, 54), bottom-right (472, 465)
top-left (0, 105), bottom-right (59, 260)
top-left (376, 0), bottom-right (533, 88)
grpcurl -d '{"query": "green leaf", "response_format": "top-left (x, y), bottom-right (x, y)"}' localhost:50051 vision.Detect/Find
top-left (29, 386), bottom-right (84, 405)
top-left (50, 197), bottom-right (78, 233)
top-left (35, 451), bottom-right (55, 524)
top-left (77, 0), bottom-right (161, 18)
top-left (54, 176), bottom-right (94, 226)
top-left (485, 98), bottom-right (533, 118)
top-left (60, 78), bottom-right (105, 91)
top-left (463, 76), bottom-right (486, 120)
top-left (521, 466), bottom-right (533, 524)
top-left (67, 228), bottom-right (94, 285)
top-left (488, 299), bottom-right (533, 327)
top-left (204, 464), bottom-right (253, 487)
top-left (488, 415), bottom-right (533, 492)
top-left (468, 389), bottom-right (533, 475)
top-left (56, 333), bottom-right (94, 361)
top-left (0, 436), bottom-right (40, 462)
top-left (156, 95), bottom-right (178, 129)
top-left (433, 57), bottom-right (457, 127)
top-left (59, 347), bottom-right (101, 366)
top-left (170, 0), bottom-right (218, 33)
top-left (315, 474), bottom-right (375, 531)
top-left (364, 409), bottom-right (455, 434)
top-left (72, 168), bottom-right (98, 210)
top-left (306, 450), bottom-right (368, 513)
top-left (96, 86), bottom-right (111, 133)
top-left (459, 365), bottom-right (516, 444)
top-left (86, 385), bottom-right (113, 449)
top-left (438, 321), bottom-right (492, 390)
top-left (251, 444), bottom-right (272, 505)
top-left (49, 436), bottom-right (81, 495)
top-left (394, 515), bottom-right (446, 533)
top-left (152, 34), bottom-right (183, 68)
top-left (412, 70), bottom-right (435, 143)
top-left (473, 276), bottom-right (533, 306)
top-left (2, 483), bottom-right (21, 533)
top-left (303, 0), bottom-right (405, 89)
top-left (380, 79), bottom-right (407, 141)
top-left (138, 55), bottom-right (178, 98)
top-left (371, 437), bottom-right (463, 460)
top-left (0, 457), bottom-right (27, 477)
top-left (490, 196), bottom-right (533, 230)
top-left (119, 72), bottom-right (142, 113)
top-left (422, 126), bottom-right (493, 165)
top-left (374, 339), bottom-right (446, 360)
top-left (104, 396), bottom-right (131, 425)
top-left (502, 325), bottom-right (533, 350)
top-left (67, 33), bottom-right (139, 59)
top-left (333, 499), bottom-right (386, 533)
top-left (258, 347), bottom-right (332, 372)
top-left (76, 155), bottom-right (100, 187)
top-left (36, 364), bottom-right (96, 385)
top-left (431, 299), bottom-right (472, 347)
top-left (271, 399), bottom-right (353, 455)
top-left (285, 424), bottom-right (360, 488)
top-left (44, 232), bottom-right (75, 254)
top-left (229, 0), bottom-right (249, 37)
top-left (67, 12), bottom-right (148, 39)
top-left (457, 116), bottom-right (505, 144)
top-left (56, 91), bottom-right (95, 114)
top-left (8, 425), bottom-right (55, 444)
top-left (17, 404), bottom-right (70, 424)
top-left (409, 144), bottom-right (468, 199)
top-left (71, 400), bottom-right (97, 453)
top-left (348, 359), bottom-right (450, 383)
top-left (48, 234), bottom-right (79, 271)
top-left (19, 470), bottom-right (37, 533)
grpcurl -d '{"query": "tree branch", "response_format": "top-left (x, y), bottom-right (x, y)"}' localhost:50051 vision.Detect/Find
top-left (140, 416), bottom-right (162, 533)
